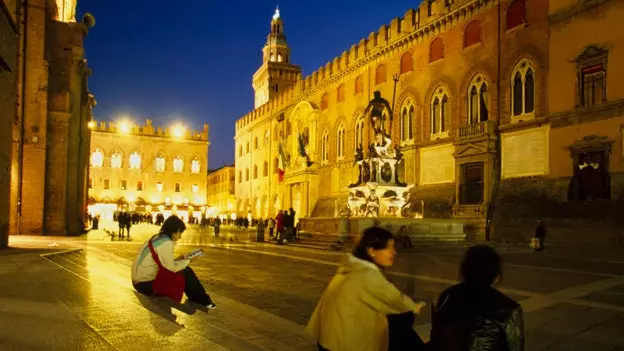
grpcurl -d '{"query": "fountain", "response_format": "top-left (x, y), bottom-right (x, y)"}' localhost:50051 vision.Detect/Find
top-left (340, 90), bottom-right (423, 219)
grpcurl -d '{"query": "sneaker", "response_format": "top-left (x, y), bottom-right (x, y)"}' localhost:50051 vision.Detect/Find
top-left (207, 303), bottom-right (217, 310)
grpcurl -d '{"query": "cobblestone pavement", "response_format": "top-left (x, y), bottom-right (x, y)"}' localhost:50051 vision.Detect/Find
top-left (6, 223), bottom-right (624, 350)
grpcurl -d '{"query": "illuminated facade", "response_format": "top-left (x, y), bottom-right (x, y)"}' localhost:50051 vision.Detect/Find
top-left (88, 119), bottom-right (210, 222)
top-left (207, 165), bottom-right (236, 218)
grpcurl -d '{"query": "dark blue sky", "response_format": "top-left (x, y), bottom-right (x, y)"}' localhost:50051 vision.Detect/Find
top-left (78, 0), bottom-right (419, 168)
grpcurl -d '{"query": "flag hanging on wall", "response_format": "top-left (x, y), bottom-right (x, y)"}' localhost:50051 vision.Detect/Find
top-left (278, 143), bottom-right (287, 182)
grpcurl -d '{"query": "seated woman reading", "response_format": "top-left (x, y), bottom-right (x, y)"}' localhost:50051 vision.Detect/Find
top-left (131, 215), bottom-right (216, 309)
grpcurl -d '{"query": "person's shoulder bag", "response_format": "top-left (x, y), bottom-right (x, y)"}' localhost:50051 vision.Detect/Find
top-left (147, 237), bottom-right (185, 302)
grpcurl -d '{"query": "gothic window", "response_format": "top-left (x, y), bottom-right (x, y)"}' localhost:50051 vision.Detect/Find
top-left (375, 64), bottom-right (386, 85)
top-left (355, 75), bottom-right (364, 94)
top-left (263, 161), bottom-right (268, 177)
top-left (156, 182), bottom-right (163, 192)
top-left (511, 59), bottom-right (535, 117)
top-left (129, 152), bottom-right (141, 170)
top-left (155, 155), bottom-right (166, 172)
top-left (321, 93), bottom-right (329, 110)
top-left (321, 130), bottom-right (329, 163)
top-left (430, 38), bottom-right (445, 62)
top-left (191, 158), bottom-right (201, 174)
top-left (253, 165), bottom-right (258, 179)
top-left (337, 123), bottom-right (346, 159)
top-left (355, 117), bottom-right (365, 149)
top-left (401, 99), bottom-right (415, 141)
top-left (576, 46), bottom-right (608, 107)
top-left (507, 0), bottom-right (527, 30)
top-left (468, 75), bottom-right (489, 124)
top-left (464, 20), bottom-right (482, 48)
top-left (90, 149), bottom-right (103, 167)
top-left (192, 184), bottom-right (199, 193)
top-left (110, 151), bottom-right (122, 168)
top-left (173, 156), bottom-right (184, 173)
top-left (337, 84), bottom-right (345, 103)
top-left (245, 168), bottom-right (249, 181)
top-left (431, 87), bottom-right (450, 135)
top-left (175, 183), bottom-right (181, 192)
top-left (400, 52), bottom-right (413, 74)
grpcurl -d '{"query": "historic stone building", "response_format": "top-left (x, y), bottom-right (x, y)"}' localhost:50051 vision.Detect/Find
top-left (5, 0), bottom-right (95, 242)
top-left (88, 119), bottom-right (210, 222)
top-left (207, 165), bottom-right (236, 219)
top-left (235, 0), bottom-right (548, 229)
top-left (492, 0), bottom-right (624, 246)
top-left (0, 0), bottom-right (18, 248)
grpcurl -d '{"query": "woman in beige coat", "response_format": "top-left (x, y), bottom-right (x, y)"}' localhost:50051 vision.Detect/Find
top-left (305, 227), bottom-right (426, 351)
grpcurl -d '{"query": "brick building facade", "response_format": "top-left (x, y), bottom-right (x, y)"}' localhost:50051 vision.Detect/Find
top-left (234, 0), bottom-right (550, 232)
top-left (6, 0), bottom-right (95, 241)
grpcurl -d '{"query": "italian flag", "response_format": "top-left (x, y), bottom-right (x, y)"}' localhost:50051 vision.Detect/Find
top-left (278, 143), bottom-right (287, 182)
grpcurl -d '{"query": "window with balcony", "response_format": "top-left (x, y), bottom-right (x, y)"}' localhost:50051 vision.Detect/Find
top-left (468, 75), bottom-right (489, 124)
top-left (511, 59), bottom-right (535, 118)
top-left (110, 152), bottom-right (122, 168)
top-left (173, 156), bottom-right (184, 173)
top-left (129, 152), bottom-right (141, 170)
top-left (90, 149), bottom-right (103, 168)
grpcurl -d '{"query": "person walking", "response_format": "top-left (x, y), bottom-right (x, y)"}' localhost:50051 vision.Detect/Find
top-left (429, 245), bottom-right (524, 351)
top-left (534, 219), bottom-right (546, 252)
top-left (306, 227), bottom-right (426, 351)
top-left (131, 215), bottom-right (216, 309)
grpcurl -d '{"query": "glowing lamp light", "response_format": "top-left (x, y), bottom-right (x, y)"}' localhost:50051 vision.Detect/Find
top-left (171, 124), bottom-right (186, 138)
top-left (87, 121), bottom-right (96, 129)
top-left (118, 120), bottom-right (131, 134)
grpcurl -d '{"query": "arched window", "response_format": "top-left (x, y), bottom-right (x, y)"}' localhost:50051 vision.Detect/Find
top-left (173, 156), bottom-right (184, 173)
top-left (129, 152), bottom-right (141, 170)
top-left (238, 145), bottom-right (243, 157)
top-left (375, 64), bottom-right (386, 85)
top-left (246, 142), bottom-right (250, 153)
top-left (245, 168), bottom-right (249, 181)
top-left (401, 99), bottom-right (415, 141)
top-left (321, 130), bottom-right (329, 163)
top-left (464, 20), bottom-right (482, 48)
top-left (431, 87), bottom-right (451, 135)
top-left (263, 161), bottom-right (268, 177)
top-left (110, 151), bottom-right (122, 168)
top-left (354, 75), bottom-right (364, 94)
top-left (354, 117), bottom-right (364, 149)
top-left (468, 75), bottom-right (489, 124)
top-left (277, 53), bottom-right (283, 62)
top-left (155, 155), bottom-right (166, 172)
top-left (320, 93), bottom-right (329, 110)
top-left (254, 137), bottom-right (259, 149)
top-left (507, 0), bottom-right (527, 30)
top-left (90, 149), bottom-right (103, 167)
top-left (430, 37), bottom-right (445, 62)
top-left (511, 59), bottom-right (535, 117)
top-left (253, 165), bottom-right (258, 179)
top-left (337, 123), bottom-right (345, 159)
top-left (238, 170), bottom-right (242, 183)
top-left (337, 84), bottom-right (345, 103)
top-left (270, 53), bottom-right (275, 62)
top-left (191, 158), bottom-right (201, 173)
top-left (400, 53), bottom-right (413, 74)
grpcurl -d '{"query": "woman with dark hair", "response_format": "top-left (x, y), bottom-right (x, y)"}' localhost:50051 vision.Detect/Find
top-left (429, 245), bottom-right (524, 351)
top-left (131, 215), bottom-right (216, 309)
top-left (306, 227), bottom-right (426, 351)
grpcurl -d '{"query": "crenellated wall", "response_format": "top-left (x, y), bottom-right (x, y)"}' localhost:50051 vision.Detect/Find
top-left (90, 118), bottom-right (209, 142)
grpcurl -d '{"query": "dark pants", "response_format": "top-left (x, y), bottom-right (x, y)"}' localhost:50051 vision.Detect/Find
top-left (133, 266), bottom-right (214, 306)
top-left (269, 228), bottom-right (274, 237)
top-left (536, 236), bottom-right (545, 251)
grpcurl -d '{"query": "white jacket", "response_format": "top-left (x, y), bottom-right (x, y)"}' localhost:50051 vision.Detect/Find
top-left (131, 234), bottom-right (190, 283)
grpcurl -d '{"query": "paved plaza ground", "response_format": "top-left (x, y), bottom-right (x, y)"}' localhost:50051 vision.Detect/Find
top-left (1, 222), bottom-right (624, 350)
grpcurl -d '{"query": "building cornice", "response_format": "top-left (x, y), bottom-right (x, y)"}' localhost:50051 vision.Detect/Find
top-left (548, 0), bottom-right (611, 25)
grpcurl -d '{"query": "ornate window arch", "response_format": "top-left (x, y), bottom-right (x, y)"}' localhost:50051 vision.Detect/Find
top-left (400, 99), bottom-right (415, 141)
top-left (321, 129), bottom-right (329, 164)
top-left (464, 20), bottom-right (482, 48)
top-left (354, 117), bottom-right (365, 149)
top-left (155, 154), bottom-right (166, 172)
top-left (191, 157), bottom-right (201, 173)
top-left (173, 156), bottom-right (184, 173)
top-left (400, 52), bottom-right (413, 74)
top-left (336, 123), bottom-right (346, 159)
top-left (431, 87), bottom-right (451, 135)
top-left (430, 37), bottom-right (445, 62)
top-left (90, 149), bottom-right (103, 168)
top-left (110, 151), bottom-right (122, 168)
top-left (468, 74), bottom-right (489, 124)
top-left (511, 59), bottom-right (535, 118)
top-left (129, 152), bottom-right (141, 170)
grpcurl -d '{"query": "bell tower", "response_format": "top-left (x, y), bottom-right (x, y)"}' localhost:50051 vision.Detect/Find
top-left (252, 7), bottom-right (301, 108)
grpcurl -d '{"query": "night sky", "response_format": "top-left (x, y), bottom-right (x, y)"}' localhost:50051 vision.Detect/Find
top-left (77, 0), bottom-right (419, 168)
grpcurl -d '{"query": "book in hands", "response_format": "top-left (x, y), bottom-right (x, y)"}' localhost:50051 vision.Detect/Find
top-left (185, 248), bottom-right (204, 260)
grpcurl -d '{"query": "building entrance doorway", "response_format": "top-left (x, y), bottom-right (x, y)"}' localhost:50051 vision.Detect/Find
top-left (459, 162), bottom-right (484, 205)
top-left (573, 150), bottom-right (610, 200)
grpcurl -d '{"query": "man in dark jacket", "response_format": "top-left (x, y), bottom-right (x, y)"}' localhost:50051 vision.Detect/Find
top-left (429, 245), bottom-right (524, 351)
top-left (534, 219), bottom-right (546, 251)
